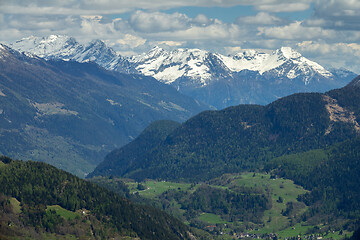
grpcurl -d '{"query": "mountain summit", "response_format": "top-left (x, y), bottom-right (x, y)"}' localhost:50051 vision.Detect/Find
top-left (11, 35), bottom-right (357, 108)
top-left (11, 35), bottom-right (121, 65)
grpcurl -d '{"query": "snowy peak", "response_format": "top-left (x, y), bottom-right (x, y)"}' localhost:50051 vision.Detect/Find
top-left (0, 44), bottom-right (10, 61)
top-left (130, 47), bottom-right (217, 85)
top-left (147, 46), bottom-right (168, 58)
top-left (10, 35), bottom-right (122, 67)
top-left (76, 39), bottom-right (117, 63)
top-left (218, 47), bottom-right (332, 81)
top-left (278, 47), bottom-right (302, 59)
top-left (11, 35), bottom-right (82, 60)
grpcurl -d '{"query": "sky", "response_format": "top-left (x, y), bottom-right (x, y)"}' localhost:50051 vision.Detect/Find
top-left (0, 0), bottom-right (360, 73)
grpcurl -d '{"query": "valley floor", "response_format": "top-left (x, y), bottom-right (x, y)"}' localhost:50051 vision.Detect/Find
top-left (92, 172), bottom-right (354, 240)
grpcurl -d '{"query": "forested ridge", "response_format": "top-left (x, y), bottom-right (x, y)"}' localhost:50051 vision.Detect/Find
top-left (90, 81), bottom-right (360, 181)
top-left (0, 156), bottom-right (194, 240)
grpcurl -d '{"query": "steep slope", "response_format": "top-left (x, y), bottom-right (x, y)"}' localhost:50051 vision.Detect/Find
top-left (90, 75), bottom-right (360, 181)
top-left (87, 120), bottom-right (181, 178)
top-left (11, 35), bottom-right (357, 109)
top-left (0, 156), bottom-right (194, 240)
top-left (266, 137), bottom-right (360, 221)
top-left (0, 44), bottom-right (208, 176)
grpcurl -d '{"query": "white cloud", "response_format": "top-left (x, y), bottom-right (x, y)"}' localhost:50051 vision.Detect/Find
top-left (129, 11), bottom-right (190, 33)
top-left (80, 15), bottom-right (116, 37)
top-left (309, 0), bottom-right (360, 30)
top-left (296, 40), bottom-right (360, 73)
top-left (192, 14), bottom-right (213, 26)
top-left (156, 41), bottom-right (185, 47)
top-left (236, 12), bottom-right (287, 25)
top-left (116, 34), bottom-right (146, 48)
top-left (258, 21), bottom-right (336, 40)
top-left (148, 23), bottom-right (242, 42)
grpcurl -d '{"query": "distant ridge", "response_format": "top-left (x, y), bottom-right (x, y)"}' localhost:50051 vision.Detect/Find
top-left (0, 44), bottom-right (208, 176)
top-left (11, 35), bottom-right (357, 109)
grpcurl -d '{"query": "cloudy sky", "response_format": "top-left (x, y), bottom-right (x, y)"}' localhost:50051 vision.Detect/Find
top-left (1, 0), bottom-right (360, 73)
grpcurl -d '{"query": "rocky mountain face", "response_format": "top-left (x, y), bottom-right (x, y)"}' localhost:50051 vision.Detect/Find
top-left (11, 35), bottom-right (357, 109)
top-left (0, 44), bottom-right (208, 177)
top-left (89, 75), bottom-right (360, 182)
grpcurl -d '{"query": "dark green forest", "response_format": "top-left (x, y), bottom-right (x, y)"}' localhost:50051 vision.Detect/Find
top-left (0, 156), bottom-right (194, 240)
top-left (266, 137), bottom-right (360, 223)
top-left (161, 184), bottom-right (271, 223)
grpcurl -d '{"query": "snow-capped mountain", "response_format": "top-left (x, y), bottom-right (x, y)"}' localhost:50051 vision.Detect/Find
top-left (217, 47), bottom-right (332, 82)
top-left (11, 35), bottom-right (125, 67)
top-left (10, 35), bottom-right (357, 109)
top-left (128, 47), bottom-right (231, 86)
top-left (124, 46), bottom-right (355, 108)
top-left (128, 46), bottom-right (334, 87)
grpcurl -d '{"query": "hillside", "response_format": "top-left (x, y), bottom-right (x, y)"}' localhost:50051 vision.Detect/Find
top-left (0, 156), bottom-right (195, 240)
top-left (87, 120), bottom-right (181, 178)
top-left (0, 44), bottom-right (208, 176)
top-left (266, 137), bottom-right (360, 222)
top-left (89, 75), bottom-right (360, 181)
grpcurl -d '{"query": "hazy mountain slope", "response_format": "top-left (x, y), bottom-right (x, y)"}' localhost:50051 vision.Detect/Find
top-left (0, 156), bottom-right (194, 240)
top-left (90, 75), bottom-right (360, 181)
top-left (0, 44), bottom-right (208, 176)
top-left (11, 35), bottom-right (357, 109)
top-left (87, 120), bottom-right (181, 178)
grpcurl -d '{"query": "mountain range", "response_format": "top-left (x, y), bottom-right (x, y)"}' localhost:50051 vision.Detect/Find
top-left (89, 75), bottom-right (360, 181)
top-left (11, 35), bottom-right (357, 109)
top-left (0, 44), bottom-right (207, 177)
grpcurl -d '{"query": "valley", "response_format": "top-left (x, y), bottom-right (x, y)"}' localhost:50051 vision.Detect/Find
top-left (91, 172), bottom-right (352, 239)
top-left (2, 0), bottom-right (360, 239)
top-left (1, 35), bottom-right (360, 239)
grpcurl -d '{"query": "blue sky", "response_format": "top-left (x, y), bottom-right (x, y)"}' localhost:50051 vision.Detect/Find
top-left (0, 0), bottom-right (360, 73)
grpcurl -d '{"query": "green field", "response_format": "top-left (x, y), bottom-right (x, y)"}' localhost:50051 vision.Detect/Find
top-left (10, 197), bottom-right (21, 214)
top-left (47, 205), bottom-right (80, 220)
top-left (127, 180), bottom-right (192, 198)
top-left (124, 173), bottom-right (311, 236)
top-left (198, 213), bottom-right (227, 224)
top-left (120, 173), bottom-right (355, 239)
top-left (234, 172), bottom-right (308, 232)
